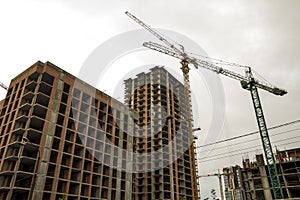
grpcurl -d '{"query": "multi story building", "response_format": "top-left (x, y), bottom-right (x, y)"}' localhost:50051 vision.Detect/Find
top-left (223, 147), bottom-right (300, 199)
top-left (223, 165), bottom-right (246, 200)
top-left (0, 61), bottom-right (134, 200)
top-left (275, 147), bottom-right (300, 198)
top-left (124, 66), bottom-right (199, 200)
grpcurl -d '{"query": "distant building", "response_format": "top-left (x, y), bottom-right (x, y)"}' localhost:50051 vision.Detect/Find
top-left (223, 165), bottom-right (246, 200)
top-left (274, 147), bottom-right (300, 198)
top-left (223, 147), bottom-right (300, 199)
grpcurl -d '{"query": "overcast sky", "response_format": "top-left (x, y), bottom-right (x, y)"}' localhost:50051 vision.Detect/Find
top-left (1, 0), bottom-right (300, 198)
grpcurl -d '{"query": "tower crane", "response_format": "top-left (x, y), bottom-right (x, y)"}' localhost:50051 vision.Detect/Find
top-left (125, 11), bottom-right (287, 199)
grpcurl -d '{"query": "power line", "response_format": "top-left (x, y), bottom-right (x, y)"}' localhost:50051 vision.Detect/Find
top-left (196, 119), bottom-right (300, 149)
top-left (198, 134), bottom-right (300, 160)
top-left (198, 140), bottom-right (300, 163)
top-left (197, 127), bottom-right (300, 154)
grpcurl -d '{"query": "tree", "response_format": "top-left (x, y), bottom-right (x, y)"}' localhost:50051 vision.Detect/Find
top-left (203, 189), bottom-right (219, 200)
top-left (211, 189), bottom-right (217, 200)
top-left (58, 193), bottom-right (67, 200)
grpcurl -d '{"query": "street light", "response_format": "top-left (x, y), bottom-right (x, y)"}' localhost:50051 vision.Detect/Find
top-left (192, 127), bottom-right (201, 132)
top-left (22, 136), bottom-right (40, 200)
top-left (167, 115), bottom-right (201, 139)
top-left (167, 116), bottom-right (202, 130)
top-left (192, 128), bottom-right (201, 140)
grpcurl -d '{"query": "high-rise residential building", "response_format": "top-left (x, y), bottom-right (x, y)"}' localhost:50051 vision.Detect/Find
top-left (0, 61), bottom-right (134, 200)
top-left (124, 66), bottom-right (199, 200)
top-left (0, 62), bottom-right (199, 200)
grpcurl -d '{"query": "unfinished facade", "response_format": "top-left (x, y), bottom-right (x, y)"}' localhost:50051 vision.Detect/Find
top-left (0, 61), bottom-right (133, 200)
top-left (223, 165), bottom-right (246, 200)
top-left (275, 147), bottom-right (300, 198)
top-left (223, 147), bottom-right (300, 199)
top-left (124, 66), bottom-right (199, 200)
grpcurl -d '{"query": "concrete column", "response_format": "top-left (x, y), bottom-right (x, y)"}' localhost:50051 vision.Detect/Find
top-left (34, 74), bottom-right (65, 200)
top-left (258, 166), bottom-right (272, 200)
top-left (247, 170), bottom-right (256, 200)
top-left (279, 163), bottom-right (291, 198)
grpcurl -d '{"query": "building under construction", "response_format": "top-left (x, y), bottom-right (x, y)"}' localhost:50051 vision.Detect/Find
top-left (0, 61), bottom-right (134, 200)
top-left (124, 66), bottom-right (199, 200)
top-left (222, 165), bottom-right (245, 200)
top-left (0, 61), bottom-right (199, 200)
top-left (223, 147), bottom-right (300, 199)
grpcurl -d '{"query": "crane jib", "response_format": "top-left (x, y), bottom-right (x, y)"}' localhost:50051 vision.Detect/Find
top-left (241, 80), bottom-right (287, 96)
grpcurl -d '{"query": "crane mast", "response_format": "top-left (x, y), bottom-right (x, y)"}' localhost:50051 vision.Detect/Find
top-left (181, 59), bottom-right (199, 200)
top-left (242, 69), bottom-right (284, 198)
top-left (125, 11), bottom-right (287, 199)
